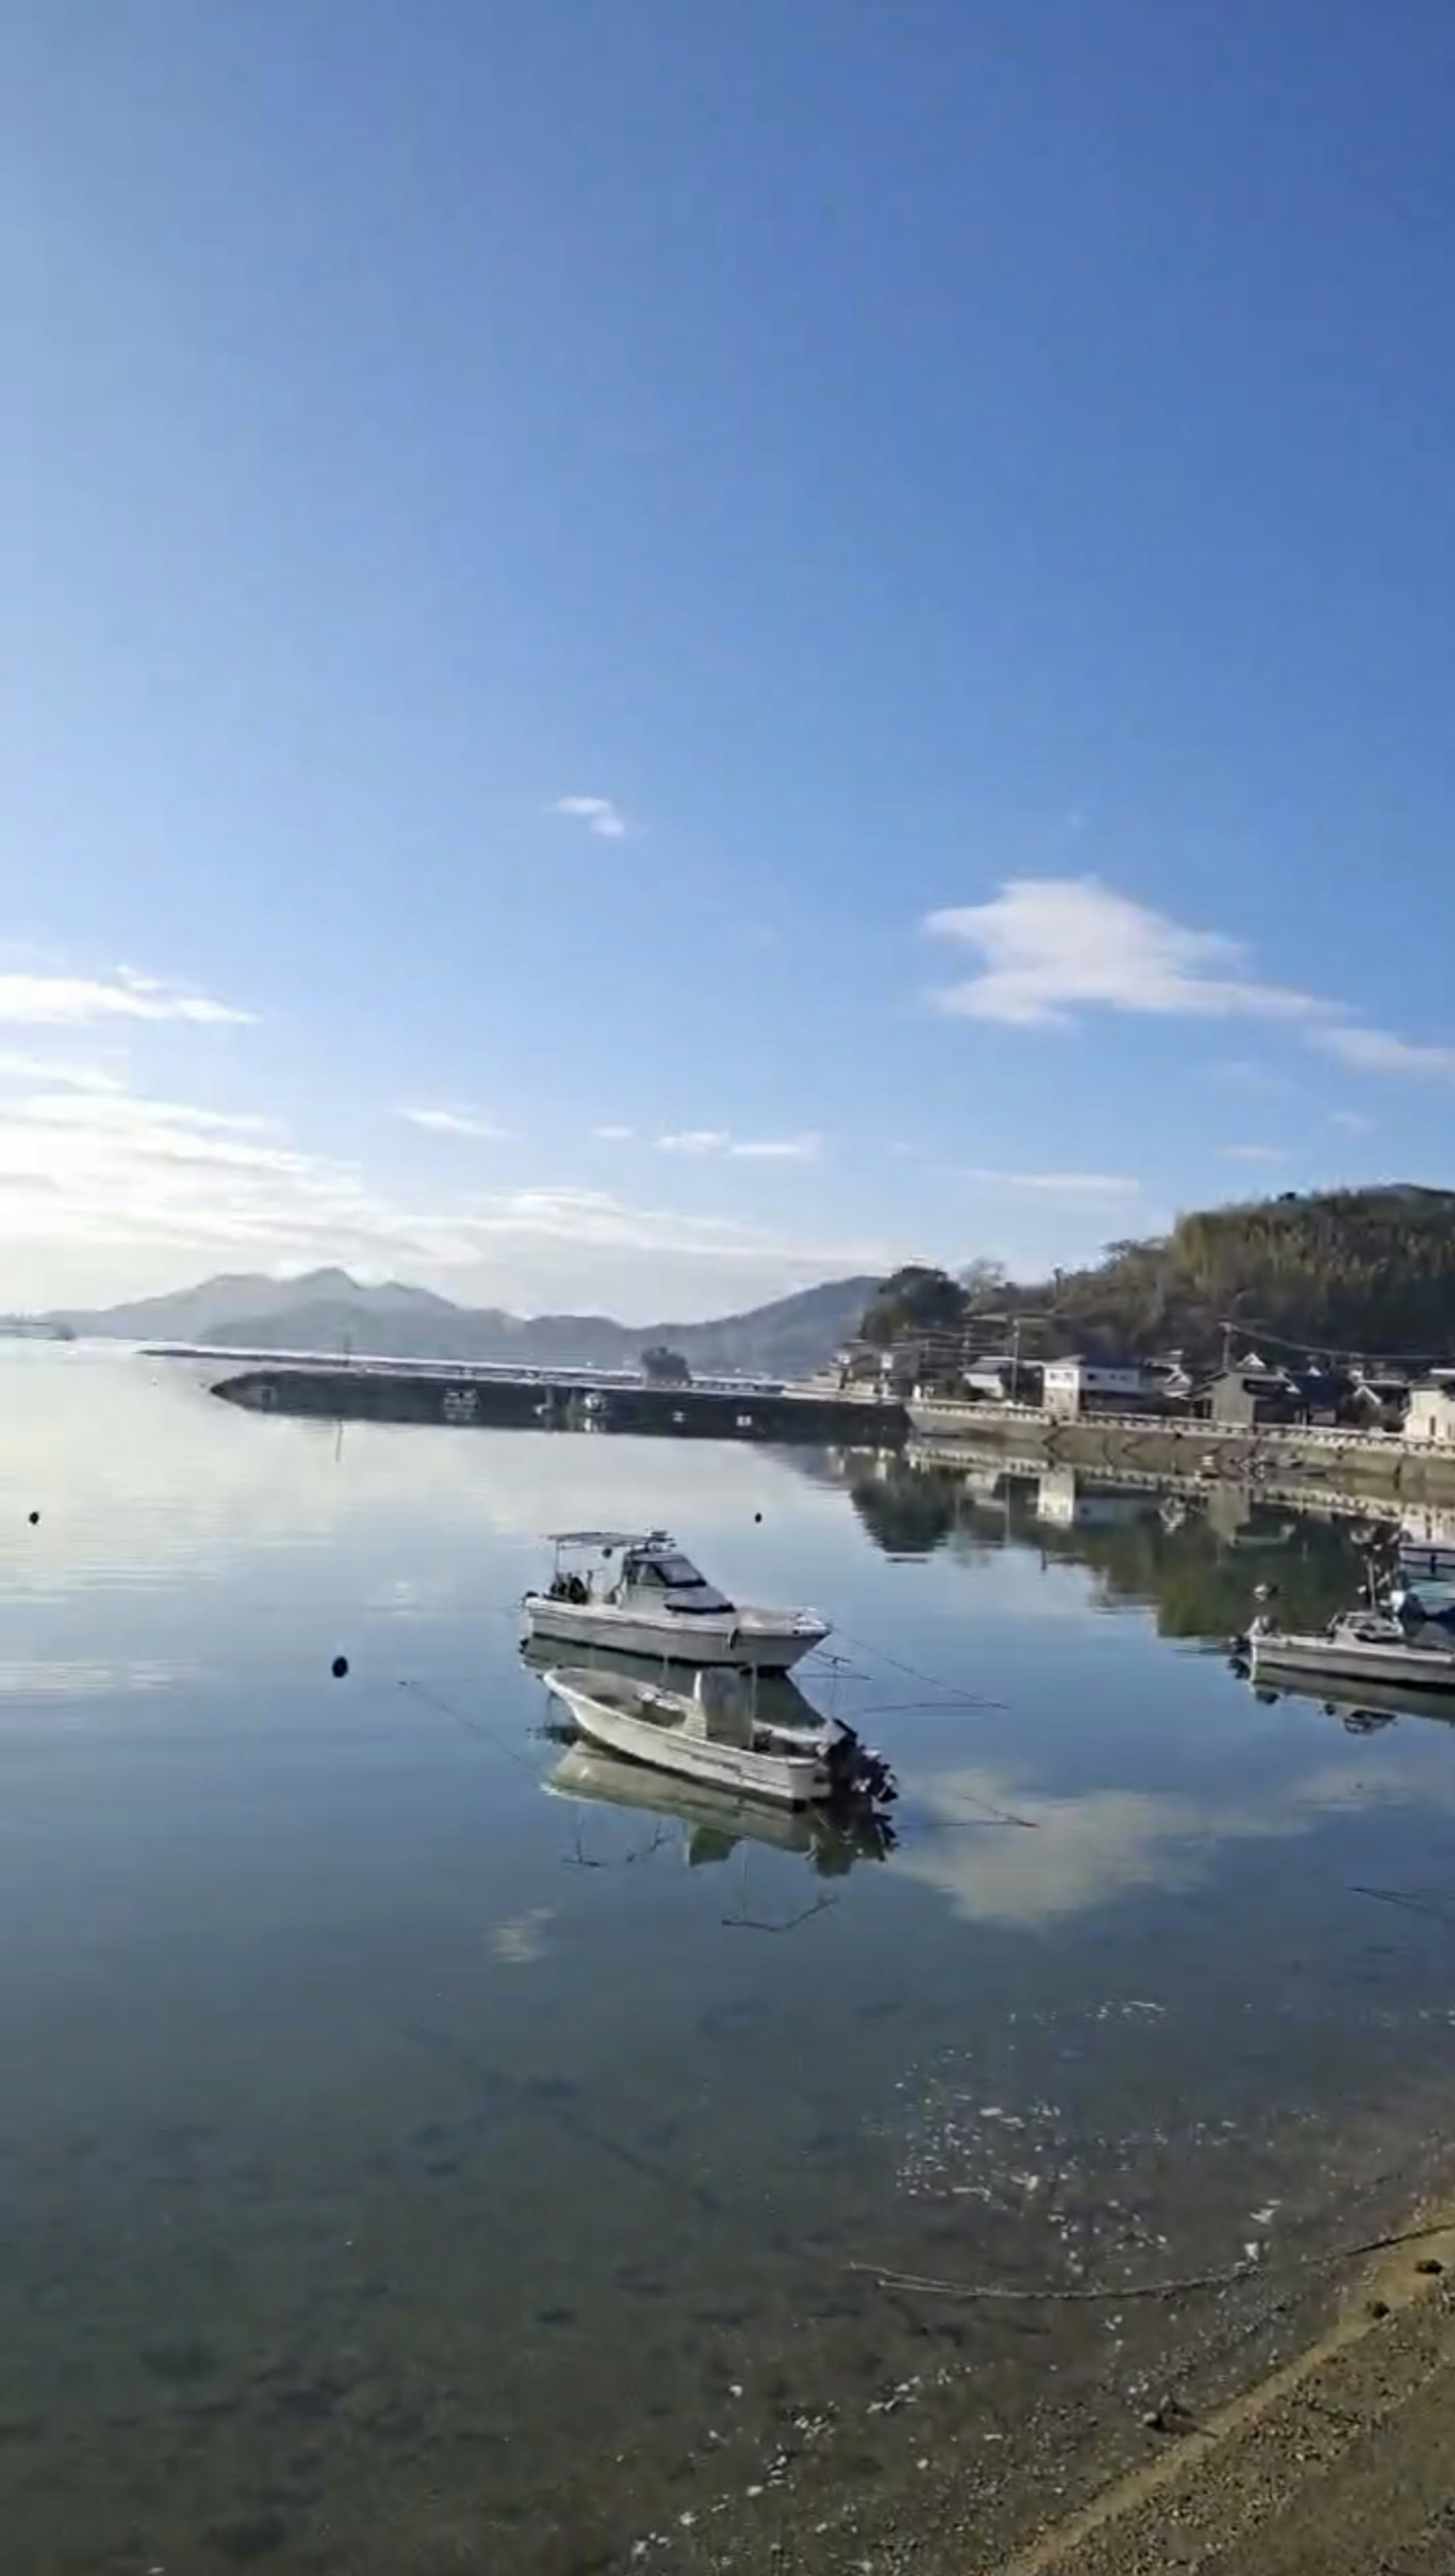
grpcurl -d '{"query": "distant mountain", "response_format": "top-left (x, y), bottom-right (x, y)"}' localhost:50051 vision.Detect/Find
top-left (55, 1266), bottom-right (460, 1344)
top-left (54, 1269), bottom-right (878, 1380)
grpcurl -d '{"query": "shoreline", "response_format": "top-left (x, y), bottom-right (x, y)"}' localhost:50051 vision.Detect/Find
top-left (984, 2185), bottom-right (1455, 2575)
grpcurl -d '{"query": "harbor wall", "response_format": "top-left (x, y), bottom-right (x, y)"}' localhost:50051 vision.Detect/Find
top-left (211, 1365), bottom-right (909, 1447)
top-left (908, 1402), bottom-right (1455, 1502)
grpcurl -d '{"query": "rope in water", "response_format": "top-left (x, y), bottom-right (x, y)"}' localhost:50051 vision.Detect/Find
top-left (851, 2217), bottom-right (1455, 2305)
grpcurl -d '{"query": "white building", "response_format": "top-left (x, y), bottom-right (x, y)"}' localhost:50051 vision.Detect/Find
top-left (1040, 1359), bottom-right (1161, 1422)
top-left (1406, 1380), bottom-right (1455, 1444)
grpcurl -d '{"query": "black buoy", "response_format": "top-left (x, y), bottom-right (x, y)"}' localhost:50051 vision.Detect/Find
top-left (27, 1510), bottom-right (39, 1526)
top-left (331, 1655), bottom-right (349, 1680)
top-left (753, 1510), bottom-right (762, 1523)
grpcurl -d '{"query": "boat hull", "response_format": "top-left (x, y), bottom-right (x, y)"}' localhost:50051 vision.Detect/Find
top-left (523, 1594), bottom-right (825, 1671)
top-left (1250, 1634), bottom-right (1455, 1692)
top-left (544, 1670), bottom-right (831, 1807)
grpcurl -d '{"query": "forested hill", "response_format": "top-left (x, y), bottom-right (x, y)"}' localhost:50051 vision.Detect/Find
top-left (1042, 1186), bottom-right (1455, 1363)
top-left (863, 1187), bottom-right (1455, 1367)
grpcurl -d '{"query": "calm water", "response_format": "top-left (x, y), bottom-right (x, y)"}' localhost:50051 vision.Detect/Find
top-left (7, 1349), bottom-right (1455, 2575)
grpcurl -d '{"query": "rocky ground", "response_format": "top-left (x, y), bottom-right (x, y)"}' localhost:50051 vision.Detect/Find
top-left (985, 2205), bottom-right (1455, 2576)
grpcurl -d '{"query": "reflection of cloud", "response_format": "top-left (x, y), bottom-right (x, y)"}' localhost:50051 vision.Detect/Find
top-left (901, 1760), bottom-right (1438, 1929)
top-left (490, 1906), bottom-right (554, 1965)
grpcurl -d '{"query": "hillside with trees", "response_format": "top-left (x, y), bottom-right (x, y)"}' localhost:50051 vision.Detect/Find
top-left (862, 1186), bottom-right (1455, 1368)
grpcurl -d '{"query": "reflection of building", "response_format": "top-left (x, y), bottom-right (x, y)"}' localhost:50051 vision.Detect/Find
top-left (1041, 1360), bottom-right (1167, 1421)
top-left (1034, 1468), bottom-right (1156, 1529)
top-left (1400, 1504), bottom-right (1455, 1549)
top-left (1203, 1482), bottom-right (1254, 1542)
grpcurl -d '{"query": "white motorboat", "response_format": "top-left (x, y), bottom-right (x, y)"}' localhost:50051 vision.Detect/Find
top-left (522, 1529), bottom-right (829, 1671)
top-left (1247, 1607), bottom-right (1455, 1693)
top-left (541, 1664), bottom-right (880, 1809)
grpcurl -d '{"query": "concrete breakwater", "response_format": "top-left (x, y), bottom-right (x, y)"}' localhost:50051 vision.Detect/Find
top-left (211, 1362), bottom-right (909, 1447)
top-left (910, 1402), bottom-right (1455, 1502)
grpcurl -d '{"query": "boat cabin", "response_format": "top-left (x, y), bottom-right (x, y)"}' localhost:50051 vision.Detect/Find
top-left (540, 1529), bottom-right (737, 1614)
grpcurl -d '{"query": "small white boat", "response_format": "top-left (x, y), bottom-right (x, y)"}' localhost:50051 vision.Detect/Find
top-left (1247, 1607), bottom-right (1455, 1693)
top-left (523, 1529), bottom-right (829, 1671)
top-left (542, 1664), bottom-right (857, 1808)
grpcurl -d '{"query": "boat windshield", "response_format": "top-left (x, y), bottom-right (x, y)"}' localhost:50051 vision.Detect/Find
top-left (622, 1552), bottom-right (734, 1610)
top-left (638, 1554), bottom-right (708, 1589)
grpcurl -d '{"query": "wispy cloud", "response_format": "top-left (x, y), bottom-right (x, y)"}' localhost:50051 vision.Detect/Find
top-left (594, 1124), bottom-right (635, 1142)
top-left (0, 1074), bottom-right (886, 1308)
top-left (397, 1106), bottom-right (504, 1141)
top-left (925, 879), bottom-right (1455, 1088)
top-left (1330, 1110), bottom-right (1374, 1136)
top-left (0, 969), bottom-right (253, 1027)
top-left (1308, 1024), bottom-right (1455, 1077)
top-left (945, 1166), bottom-right (1141, 1198)
top-left (926, 880), bottom-right (1324, 1029)
top-left (654, 1130), bottom-right (821, 1163)
top-left (728, 1135), bottom-right (821, 1162)
top-left (550, 795), bottom-right (628, 841)
top-left (0, 1052), bottom-right (126, 1093)
top-left (1218, 1143), bottom-right (1289, 1164)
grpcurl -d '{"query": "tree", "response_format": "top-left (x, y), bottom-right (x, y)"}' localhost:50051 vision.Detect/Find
top-left (640, 1343), bottom-right (692, 1386)
top-left (958, 1257), bottom-right (1009, 1306)
top-left (859, 1265), bottom-right (966, 1348)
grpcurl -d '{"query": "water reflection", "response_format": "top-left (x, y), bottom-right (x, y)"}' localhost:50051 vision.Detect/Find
top-left (1244, 1669), bottom-right (1455, 1735)
top-left (901, 1752), bottom-right (1450, 1927)
top-left (842, 1444), bottom-right (1363, 1640)
top-left (544, 1741), bottom-right (895, 1874)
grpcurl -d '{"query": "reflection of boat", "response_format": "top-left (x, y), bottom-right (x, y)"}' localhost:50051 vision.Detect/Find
top-left (522, 1530), bottom-right (829, 1671)
top-left (1244, 1669), bottom-right (1455, 1733)
top-left (1247, 1608), bottom-right (1455, 1693)
top-left (544, 1743), bottom-right (893, 1868)
top-left (540, 1663), bottom-right (881, 1808)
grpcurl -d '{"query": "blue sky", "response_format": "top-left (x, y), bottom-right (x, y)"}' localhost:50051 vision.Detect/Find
top-left (6, 1), bottom-right (1455, 1317)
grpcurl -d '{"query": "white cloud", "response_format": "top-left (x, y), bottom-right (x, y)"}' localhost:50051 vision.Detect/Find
top-left (1309, 1024), bottom-right (1455, 1077)
top-left (397, 1107), bottom-right (504, 1140)
top-left (1218, 1143), bottom-right (1289, 1164)
top-left (654, 1130), bottom-right (821, 1162)
top-left (948, 1166), bottom-right (1141, 1198)
top-left (924, 877), bottom-right (1455, 1093)
top-left (0, 969), bottom-right (252, 1027)
top-left (1330, 1110), bottom-right (1374, 1136)
top-left (926, 880), bottom-right (1325, 1029)
top-left (594, 1124), bottom-right (635, 1141)
top-left (550, 795), bottom-right (628, 841)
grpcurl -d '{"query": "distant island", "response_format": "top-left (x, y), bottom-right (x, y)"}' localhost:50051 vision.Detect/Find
top-left (47, 1267), bottom-right (879, 1382)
